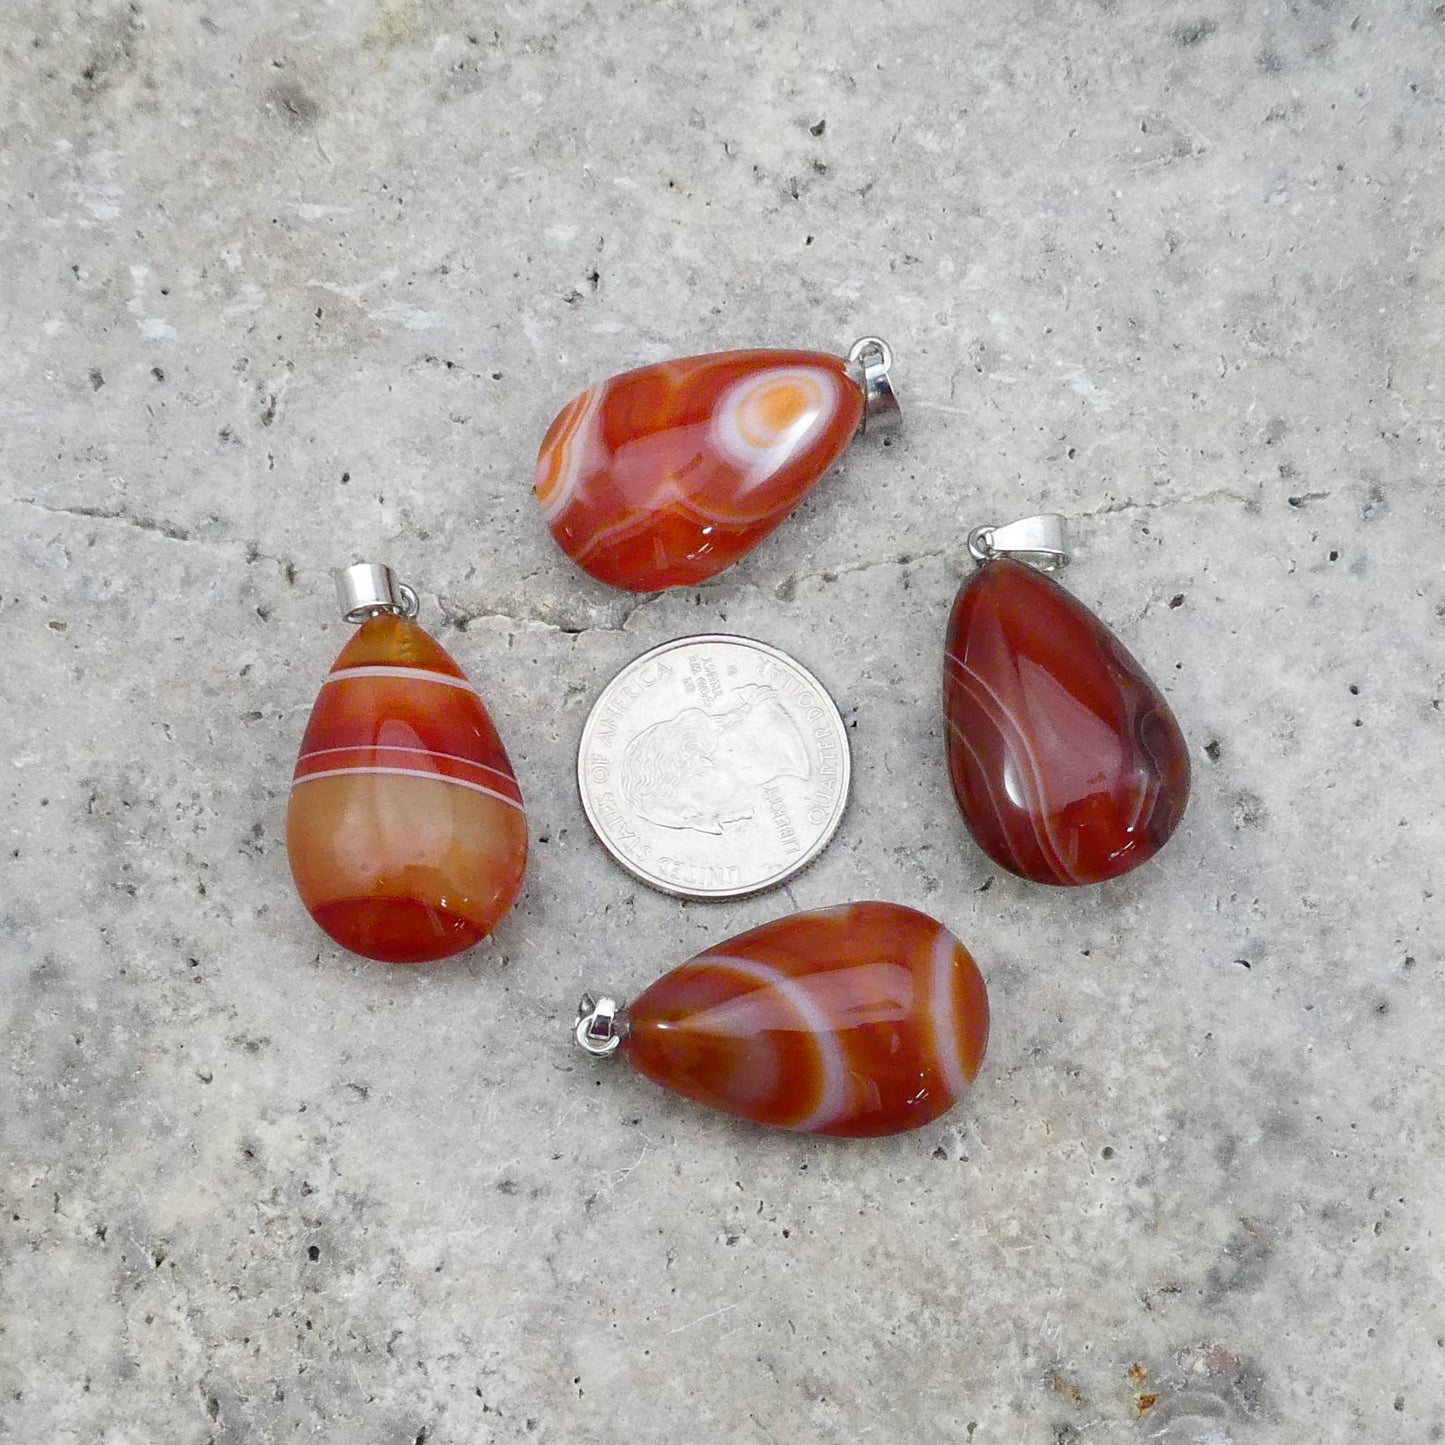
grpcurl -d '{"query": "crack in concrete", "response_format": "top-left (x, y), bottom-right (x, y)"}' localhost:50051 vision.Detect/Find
top-left (831, 547), bottom-right (950, 580)
top-left (16, 496), bottom-right (193, 542)
top-left (10, 496), bottom-right (300, 577)
top-left (1077, 487), bottom-right (1256, 518)
top-left (788, 547), bottom-right (952, 590)
top-left (769, 487), bottom-right (1271, 588)
top-left (436, 589), bottom-right (663, 638)
top-left (14, 479), bottom-right (1366, 633)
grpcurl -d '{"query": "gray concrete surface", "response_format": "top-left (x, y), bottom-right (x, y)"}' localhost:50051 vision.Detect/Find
top-left (3, 1), bottom-right (1442, 1441)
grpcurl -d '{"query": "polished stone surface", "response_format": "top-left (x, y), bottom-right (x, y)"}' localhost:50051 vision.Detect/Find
top-left (287, 612), bottom-right (527, 962)
top-left (622, 901), bottom-right (987, 1137)
top-left (944, 558), bottom-right (1191, 886)
top-left (536, 349), bottom-right (863, 590)
top-left (2, 3), bottom-right (1442, 1441)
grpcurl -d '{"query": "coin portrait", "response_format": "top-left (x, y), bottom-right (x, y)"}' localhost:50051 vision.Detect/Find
top-left (578, 636), bottom-right (851, 898)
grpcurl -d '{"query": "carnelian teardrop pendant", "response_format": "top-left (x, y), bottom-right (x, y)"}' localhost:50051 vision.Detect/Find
top-left (535, 348), bottom-right (866, 591)
top-left (286, 612), bottom-right (528, 962)
top-left (943, 558), bottom-right (1190, 886)
top-left (613, 902), bottom-right (989, 1137)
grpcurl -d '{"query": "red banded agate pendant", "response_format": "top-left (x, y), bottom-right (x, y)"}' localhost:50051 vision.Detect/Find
top-left (943, 516), bottom-right (1190, 887)
top-left (285, 565), bottom-right (527, 963)
top-left (575, 902), bottom-right (988, 1138)
top-left (535, 338), bottom-right (899, 592)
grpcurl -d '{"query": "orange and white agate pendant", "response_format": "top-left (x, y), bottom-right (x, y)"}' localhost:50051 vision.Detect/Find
top-left (574, 902), bottom-right (988, 1138)
top-left (535, 338), bottom-right (900, 591)
top-left (286, 564), bottom-right (528, 963)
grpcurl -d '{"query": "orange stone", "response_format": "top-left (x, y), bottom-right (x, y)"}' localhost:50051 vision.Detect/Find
top-left (620, 902), bottom-right (989, 1137)
top-left (285, 614), bottom-right (528, 962)
top-left (535, 349), bottom-right (865, 591)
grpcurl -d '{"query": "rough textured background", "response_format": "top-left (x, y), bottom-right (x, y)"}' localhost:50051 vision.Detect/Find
top-left (2, 1), bottom-right (1442, 1441)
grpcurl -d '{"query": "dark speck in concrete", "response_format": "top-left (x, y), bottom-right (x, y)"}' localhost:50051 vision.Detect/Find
top-left (78, 8), bottom-right (143, 95)
top-left (1205, 1219), bottom-right (1274, 1300)
top-left (267, 82), bottom-right (321, 126)
top-left (1174, 18), bottom-right (1218, 46)
top-left (1231, 791), bottom-right (1265, 829)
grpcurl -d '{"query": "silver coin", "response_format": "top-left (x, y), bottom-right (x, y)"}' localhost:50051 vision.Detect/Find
top-left (577, 635), bottom-right (851, 900)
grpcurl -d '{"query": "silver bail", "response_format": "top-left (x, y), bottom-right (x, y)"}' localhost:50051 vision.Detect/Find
top-left (967, 514), bottom-right (1071, 572)
top-left (846, 336), bottom-right (901, 435)
top-left (334, 563), bottom-right (420, 624)
top-left (574, 994), bottom-right (624, 1057)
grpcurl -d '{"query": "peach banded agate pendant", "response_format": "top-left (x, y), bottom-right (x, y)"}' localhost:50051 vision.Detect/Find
top-left (286, 564), bottom-right (527, 963)
top-left (535, 338), bottom-right (900, 592)
top-left (943, 516), bottom-right (1190, 887)
top-left (574, 902), bottom-right (988, 1137)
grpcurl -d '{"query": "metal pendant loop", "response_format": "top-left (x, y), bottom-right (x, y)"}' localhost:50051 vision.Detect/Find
top-left (968, 514), bottom-right (1071, 572)
top-left (846, 336), bottom-right (902, 435)
top-left (575, 993), bottom-right (625, 1056)
top-left (335, 563), bottom-right (420, 624)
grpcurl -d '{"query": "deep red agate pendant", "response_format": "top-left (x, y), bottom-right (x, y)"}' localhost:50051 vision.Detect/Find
top-left (573, 901), bottom-right (989, 1138)
top-left (285, 564), bottom-right (528, 963)
top-left (535, 337), bottom-right (900, 592)
top-left (943, 515), bottom-right (1190, 887)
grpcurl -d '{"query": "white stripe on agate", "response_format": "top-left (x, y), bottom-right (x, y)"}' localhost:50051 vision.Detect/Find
top-left (569, 496), bottom-right (675, 565)
top-left (945, 651), bottom-right (1083, 885)
top-left (296, 743), bottom-right (517, 792)
top-left (566, 460), bottom-right (785, 565)
top-left (928, 926), bottom-right (971, 1103)
top-left (946, 714), bottom-right (1070, 888)
top-left (1122, 780), bottom-right (1147, 835)
top-left (707, 954), bottom-right (852, 1133)
top-left (707, 367), bottom-right (838, 494)
top-left (290, 766), bottom-right (525, 812)
top-left (567, 484), bottom-right (760, 565)
top-left (538, 385), bottom-right (606, 523)
top-left (565, 475), bottom-right (777, 563)
top-left (1120, 752), bottom-right (1160, 838)
top-left (324, 665), bottom-right (480, 695)
top-left (945, 659), bottom-right (1078, 884)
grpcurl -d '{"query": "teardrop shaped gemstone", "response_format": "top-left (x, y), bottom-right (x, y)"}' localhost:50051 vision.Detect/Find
top-left (285, 614), bottom-right (528, 962)
top-left (620, 902), bottom-right (988, 1137)
top-left (535, 349), bottom-right (865, 591)
top-left (943, 559), bottom-right (1190, 886)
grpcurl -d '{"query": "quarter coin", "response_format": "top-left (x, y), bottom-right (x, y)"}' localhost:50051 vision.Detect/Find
top-left (577, 635), bottom-right (851, 899)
